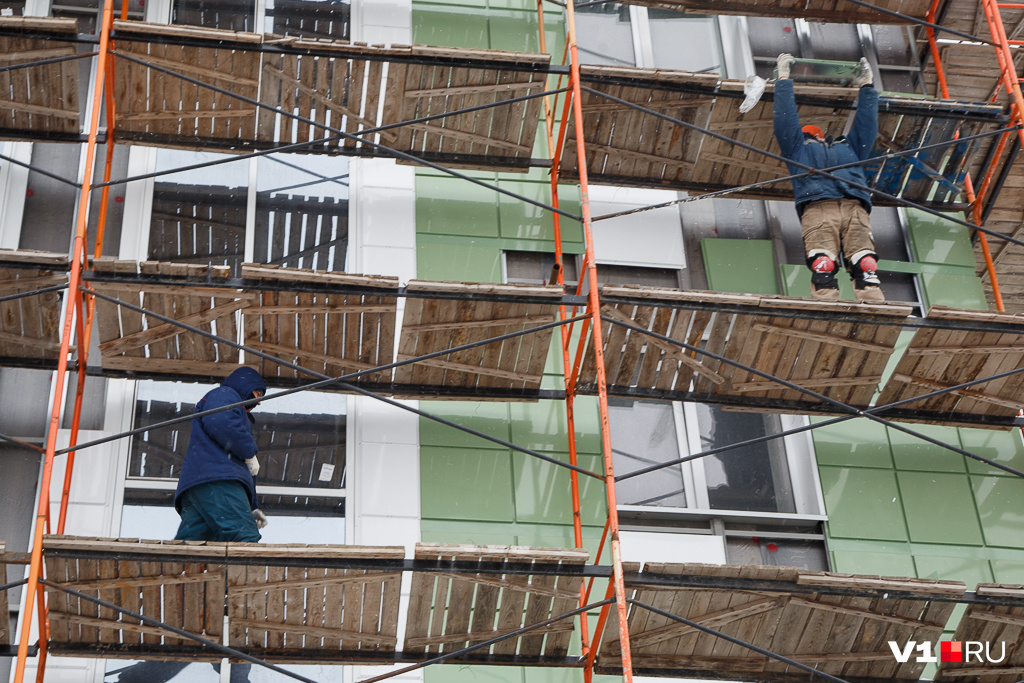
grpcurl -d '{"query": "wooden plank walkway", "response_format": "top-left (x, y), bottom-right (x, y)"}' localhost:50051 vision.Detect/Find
top-left (0, 252), bottom-right (1018, 424)
top-left (596, 562), bottom-right (965, 682)
top-left (877, 306), bottom-right (1024, 426)
top-left (935, 583), bottom-right (1024, 683)
top-left (579, 285), bottom-right (913, 410)
top-left (394, 280), bottom-right (563, 396)
top-left (0, 18), bottom-right (81, 141)
top-left (561, 68), bottom-right (1005, 206)
top-left (108, 20), bottom-right (549, 171)
top-left (621, 0), bottom-right (933, 22)
top-left (0, 249), bottom-right (67, 365)
top-left (43, 536), bottom-right (1024, 681)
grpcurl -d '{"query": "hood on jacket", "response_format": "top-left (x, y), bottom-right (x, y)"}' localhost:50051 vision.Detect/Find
top-left (221, 367), bottom-right (267, 402)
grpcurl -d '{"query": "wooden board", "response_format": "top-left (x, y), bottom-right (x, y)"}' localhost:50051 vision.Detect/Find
top-left (596, 562), bottom-right (964, 682)
top-left (876, 306), bottom-right (1024, 423)
top-left (560, 68), bottom-right (1004, 205)
top-left (225, 543), bottom-right (404, 658)
top-left (43, 537), bottom-right (229, 658)
top-left (935, 584), bottom-right (1024, 683)
top-left (622, 0), bottom-right (933, 22)
top-left (0, 18), bottom-right (81, 140)
top-left (238, 264), bottom-right (398, 384)
top-left (0, 255), bottom-right (66, 364)
top-left (403, 543), bottom-right (589, 662)
top-left (579, 285), bottom-right (911, 410)
top-left (109, 21), bottom-right (549, 170)
top-left (394, 280), bottom-right (562, 394)
top-left (90, 261), bottom-right (248, 379)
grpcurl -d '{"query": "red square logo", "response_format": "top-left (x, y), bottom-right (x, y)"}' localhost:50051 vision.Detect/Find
top-left (941, 641), bottom-right (962, 663)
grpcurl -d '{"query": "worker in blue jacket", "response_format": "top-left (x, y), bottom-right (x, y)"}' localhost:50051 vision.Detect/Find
top-left (773, 53), bottom-right (884, 302)
top-left (174, 366), bottom-right (269, 542)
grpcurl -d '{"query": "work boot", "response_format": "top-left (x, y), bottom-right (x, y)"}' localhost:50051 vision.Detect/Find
top-left (850, 254), bottom-right (885, 303)
top-left (808, 254), bottom-right (839, 300)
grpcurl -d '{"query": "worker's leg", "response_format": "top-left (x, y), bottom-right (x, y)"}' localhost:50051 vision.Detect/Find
top-left (838, 199), bottom-right (884, 302)
top-left (800, 200), bottom-right (841, 300)
top-left (175, 481), bottom-right (262, 543)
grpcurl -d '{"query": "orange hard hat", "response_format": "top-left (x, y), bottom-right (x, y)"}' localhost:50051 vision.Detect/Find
top-left (802, 125), bottom-right (824, 138)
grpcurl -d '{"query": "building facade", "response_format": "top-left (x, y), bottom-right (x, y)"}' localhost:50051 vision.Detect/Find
top-left (1, 1), bottom-right (1022, 682)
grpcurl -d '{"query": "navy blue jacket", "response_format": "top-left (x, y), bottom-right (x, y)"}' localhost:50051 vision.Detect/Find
top-left (174, 367), bottom-right (267, 513)
top-left (773, 79), bottom-right (878, 213)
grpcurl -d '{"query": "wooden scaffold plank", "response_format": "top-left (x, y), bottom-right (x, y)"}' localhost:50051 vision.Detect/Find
top-left (596, 562), bottom-right (964, 682)
top-left (403, 543), bottom-right (589, 662)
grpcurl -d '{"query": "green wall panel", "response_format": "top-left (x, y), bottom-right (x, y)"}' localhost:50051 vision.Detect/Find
top-left (421, 446), bottom-right (515, 521)
top-left (510, 399), bottom-right (601, 454)
top-left (913, 553), bottom-right (993, 587)
top-left (906, 209), bottom-right (976, 267)
top-left (413, 4), bottom-right (489, 47)
top-left (961, 429), bottom-right (1024, 476)
top-left (418, 239), bottom-right (502, 282)
top-left (498, 180), bottom-right (582, 244)
top-left (420, 401), bottom-right (511, 447)
top-left (888, 424), bottom-right (966, 473)
top-left (819, 467), bottom-right (908, 541)
top-left (991, 560), bottom-right (1024, 583)
top-left (417, 176), bottom-right (500, 237)
top-left (917, 270), bottom-right (988, 310)
top-left (512, 452), bottom-right (606, 525)
top-left (898, 471), bottom-right (984, 546)
top-left (702, 238), bottom-right (779, 294)
top-left (972, 476), bottom-right (1024, 548)
top-left (810, 417), bottom-right (892, 468)
top-left (831, 549), bottom-right (916, 576)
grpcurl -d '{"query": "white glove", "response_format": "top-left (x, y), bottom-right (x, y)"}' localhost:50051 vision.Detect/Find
top-left (852, 57), bottom-right (873, 87)
top-left (252, 509), bottom-right (268, 530)
top-left (776, 53), bottom-right (795, 80)
top-left (245, 456), bottom-right (259, 477)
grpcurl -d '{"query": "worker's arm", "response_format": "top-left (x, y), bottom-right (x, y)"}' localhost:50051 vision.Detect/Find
top-left (197, 393), bottom-right (259, 461)
top-left (773, 77), bottom-right (803, 160)
top-left (846, 84), bottom-right (879, 161)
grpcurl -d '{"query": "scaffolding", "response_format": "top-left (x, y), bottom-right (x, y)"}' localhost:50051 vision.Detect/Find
top-left (2, 0), bottom-right (1024, 681)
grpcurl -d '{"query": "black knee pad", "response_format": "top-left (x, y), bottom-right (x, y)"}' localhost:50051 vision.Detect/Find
top-left (806, 255), bottom-right (838, 288)
top-left (848, 253), bottom-right (881, 286)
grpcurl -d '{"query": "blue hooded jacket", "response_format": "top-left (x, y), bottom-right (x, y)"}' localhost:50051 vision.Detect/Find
top-left (174, 367), bottom-right (267, 513)
top-left (773, 79), bottom-right (878, 214)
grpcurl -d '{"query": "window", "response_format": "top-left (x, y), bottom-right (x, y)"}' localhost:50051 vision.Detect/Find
top-left (171, 0), bottom-right (351, 39)
top-left (145, 150), bottom-right (350, 270)
top-left (126, 379), bottom-right (347, 522)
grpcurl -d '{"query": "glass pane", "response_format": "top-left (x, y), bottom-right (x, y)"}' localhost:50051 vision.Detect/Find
top-left (576, 5), bottom-right (636, 67)
top-left (649, 11), bottom-right (722, 74)
top-left (0, 3), bottom-right (25, 16)
top-left (173, 0), bottom-right (255, 31)
top-left (695, 404), bottom-right (794, 513)
top-left (610, 399), bottom-right (686, 507)
top-left (254, 155), bottom-right (349, 271)
top-left (130, 380), bottom-right (347, 490)
top-left (149, 150), bottom-right (249, 268)
top-left (266, 0), bottom-right (351, 40)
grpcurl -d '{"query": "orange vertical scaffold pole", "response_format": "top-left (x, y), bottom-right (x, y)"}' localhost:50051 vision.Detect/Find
top-left (537, 0), bottom-right (595, 673)
top-left (56, 1), bottom-right (125, 537)
top-left (924, 0), bottom-right (1008, 312)
top-left (562, 2), bottom-right (635, 682)
top-left (13, 3), bottom-right (116, 681)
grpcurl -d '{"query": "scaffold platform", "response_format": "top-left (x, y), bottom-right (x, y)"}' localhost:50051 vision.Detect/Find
top-left (32, 536), bottom-right (1024, 682)
top-left (5, 250), bottom-right (1024, 427)
top-left (620, 0), bottom-right (933, 22)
